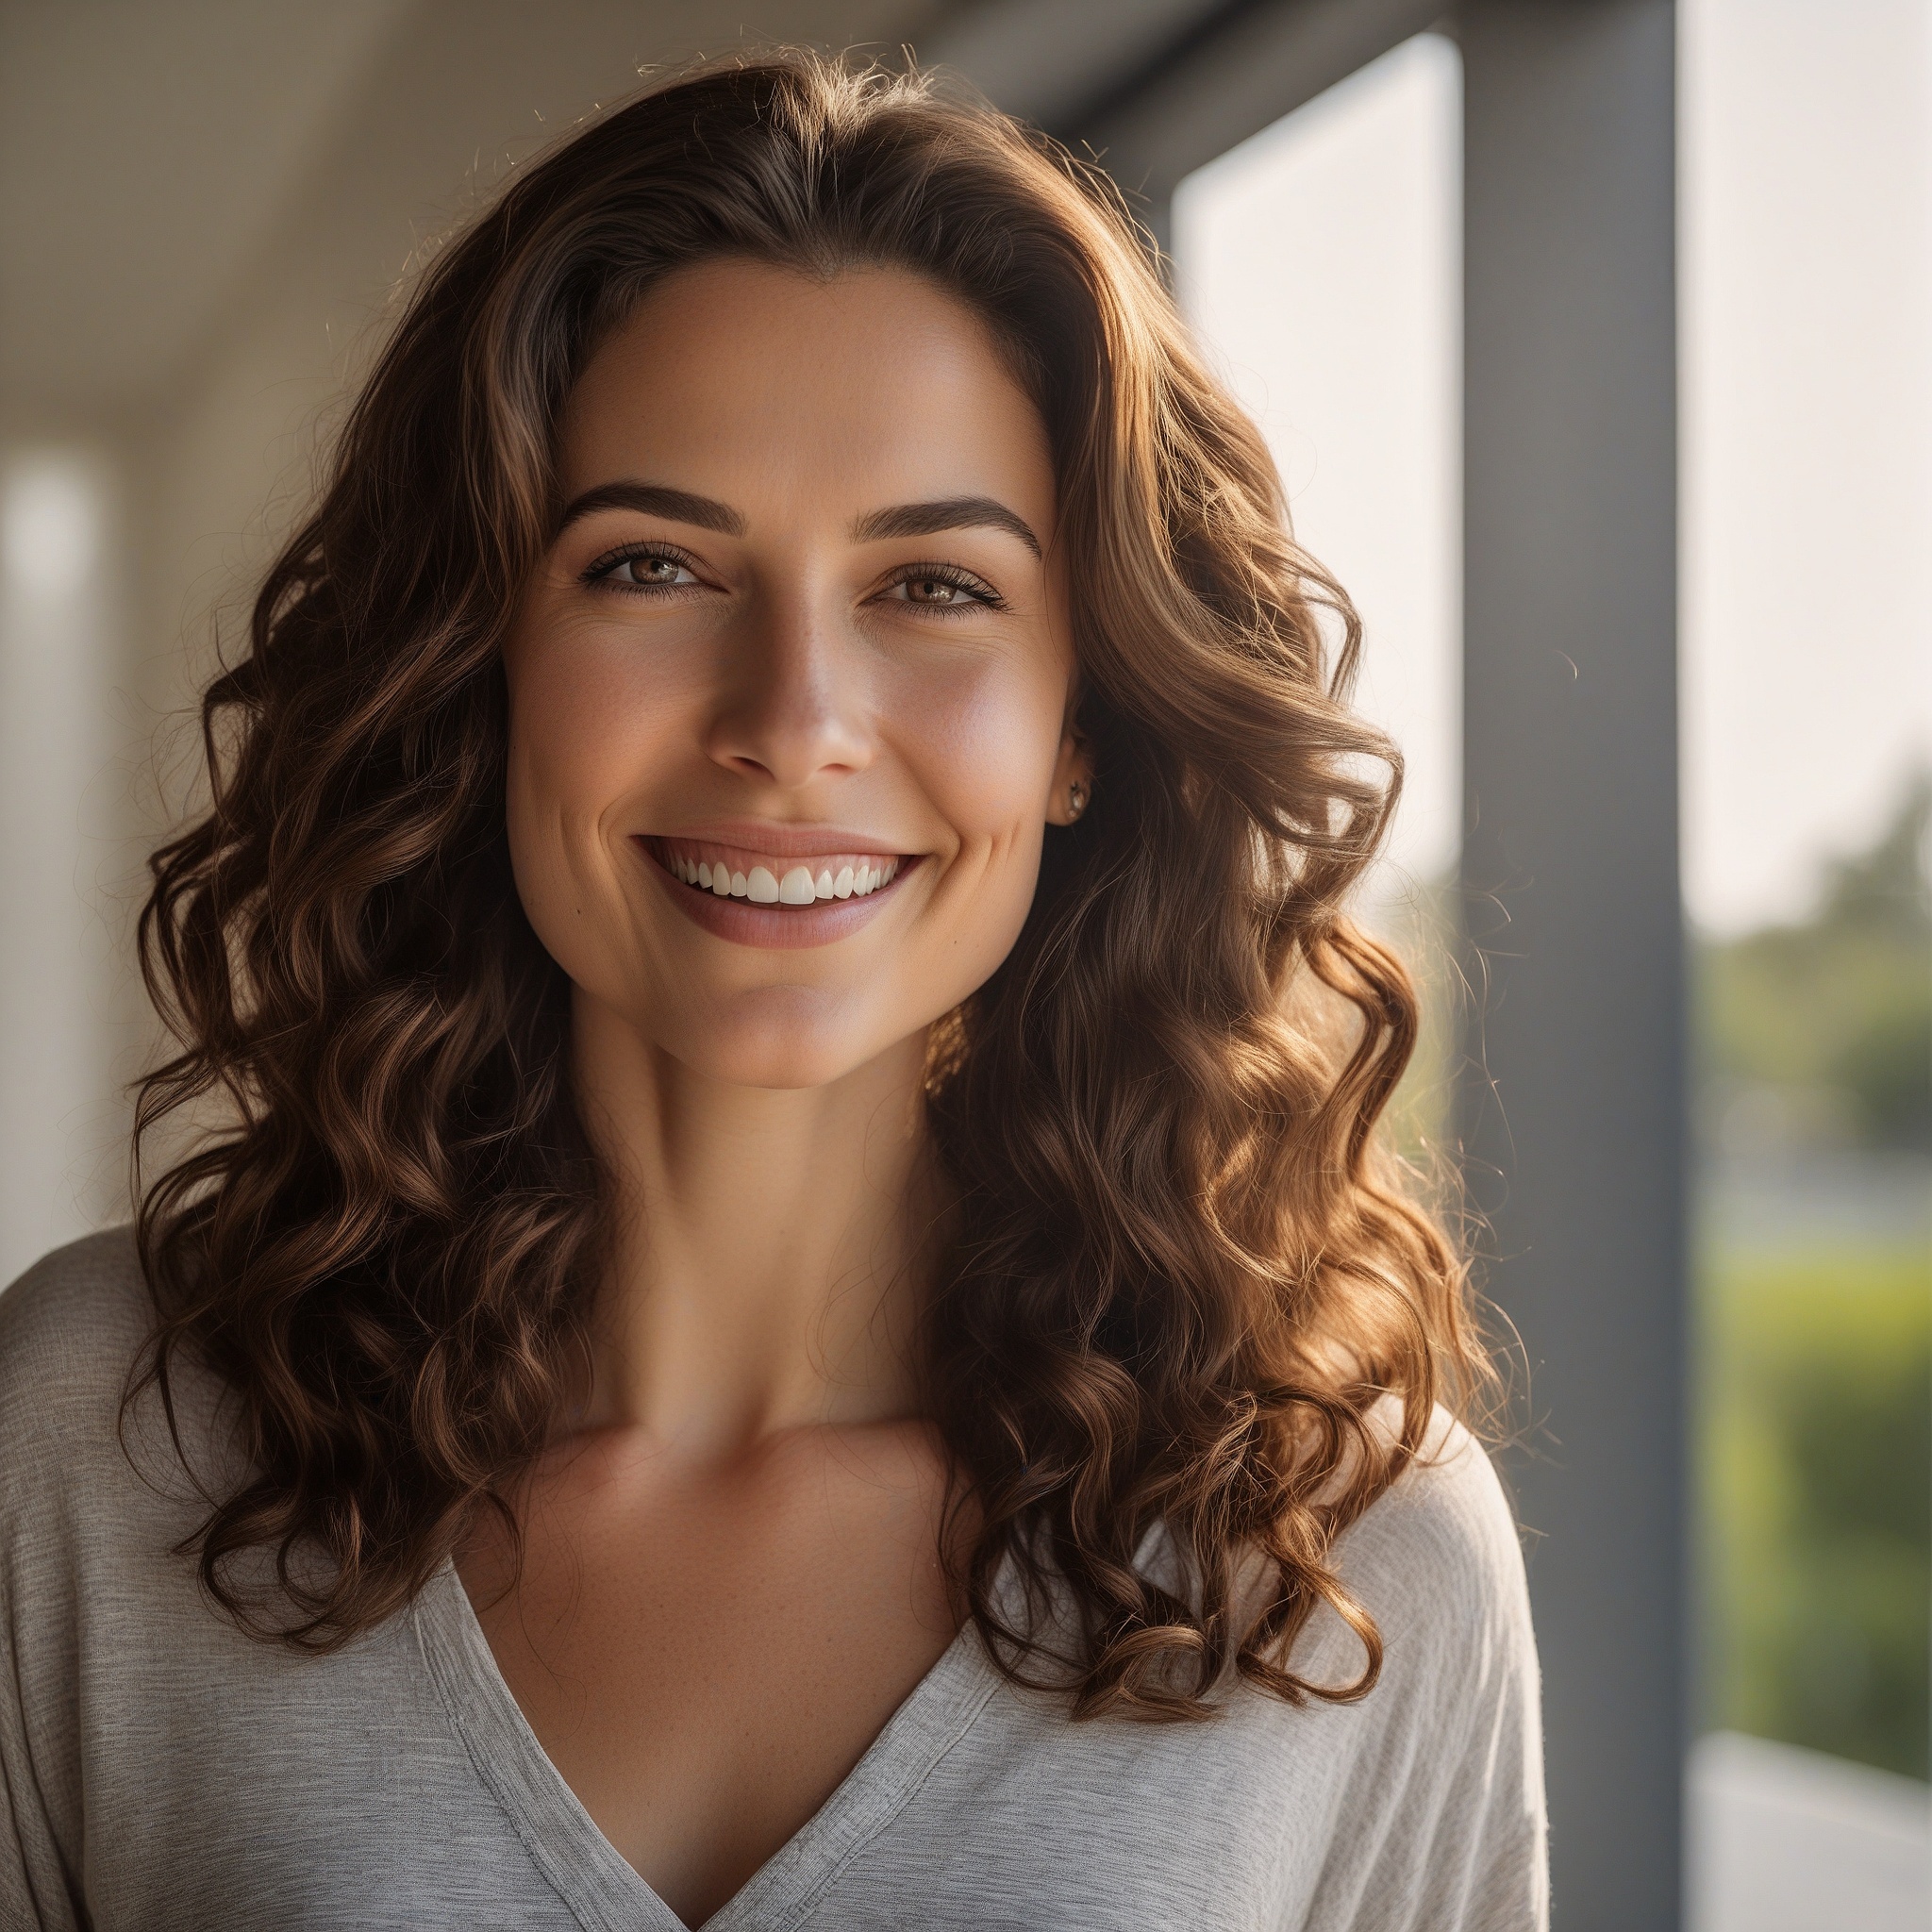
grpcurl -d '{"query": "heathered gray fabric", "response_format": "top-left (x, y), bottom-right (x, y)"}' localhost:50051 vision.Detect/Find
top-left (0, 1229), bottom-right (1547, 1930)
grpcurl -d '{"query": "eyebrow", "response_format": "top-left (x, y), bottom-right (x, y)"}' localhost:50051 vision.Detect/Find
top-left (555, 481), bottom-right (746, 537)
top-left (853, 496), bottom-right (1042, 558)
top-left (553, 481), bottom-right (1042, 559)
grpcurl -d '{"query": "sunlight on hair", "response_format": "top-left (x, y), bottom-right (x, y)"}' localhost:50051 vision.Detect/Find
top-left (1173, 32), bottom-right (1461, 915)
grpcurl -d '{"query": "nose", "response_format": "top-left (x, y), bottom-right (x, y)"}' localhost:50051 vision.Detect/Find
top-left (701, 582), bottom-right (874, 790)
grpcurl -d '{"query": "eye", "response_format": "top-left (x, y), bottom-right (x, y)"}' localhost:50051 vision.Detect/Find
top-left (880, 564), bottom-right (1005, 613)
top-left (582, 544), bottom-right (702, 593)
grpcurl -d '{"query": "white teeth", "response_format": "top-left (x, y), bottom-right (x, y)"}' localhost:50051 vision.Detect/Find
top-left (667, 849), bottom-right (902, 903)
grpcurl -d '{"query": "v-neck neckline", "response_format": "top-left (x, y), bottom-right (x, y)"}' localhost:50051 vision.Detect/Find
top-left (412, 1559), bottom-right (1002, 1932)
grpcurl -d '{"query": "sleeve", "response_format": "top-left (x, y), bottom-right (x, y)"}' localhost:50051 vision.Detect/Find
top-left (0, 1607), bottom-right (86, 1931)
top-left (1, 1241), bottom-right (121, 1931)
top-left (1299, 1422), bottom-right (1549, 1932)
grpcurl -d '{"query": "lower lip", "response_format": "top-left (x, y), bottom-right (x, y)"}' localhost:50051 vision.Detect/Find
top-left (638, 841), bottom-right (921, 950)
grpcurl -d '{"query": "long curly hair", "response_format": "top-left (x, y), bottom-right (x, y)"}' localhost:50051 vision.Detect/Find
top-left (132, 48), bottom-right (1486, 1719)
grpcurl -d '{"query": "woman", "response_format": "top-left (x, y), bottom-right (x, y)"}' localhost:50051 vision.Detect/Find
top-left (0, 50), bottom-right (1544, 1931)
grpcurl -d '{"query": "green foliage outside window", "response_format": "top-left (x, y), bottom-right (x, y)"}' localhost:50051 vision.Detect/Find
top-left (1696, 777), bottom-right (1931, 1780)
top-left (1701, 777), bottom-right (1931, 1153)
top-left (1701, 1247), bottom-right (1929, 1778)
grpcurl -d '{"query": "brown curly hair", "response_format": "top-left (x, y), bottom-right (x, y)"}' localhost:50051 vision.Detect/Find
top-left (131, 47), bottom-right (1486, 1720)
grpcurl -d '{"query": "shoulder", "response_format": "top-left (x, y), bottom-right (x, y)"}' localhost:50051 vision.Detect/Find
top-left (0, 1226), bottom-right (155, 1441)
top-left (0, 1227), bottom-right (197, 1516)
top-left (1292, 1405), bottom-right (1536, 1702)
top-left (1255, 1415), bottom-right (1547, 1925)
top-left (1341, 1408), bottom-right (1526, 1621)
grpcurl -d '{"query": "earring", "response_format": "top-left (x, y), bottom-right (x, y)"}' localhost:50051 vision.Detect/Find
top-left (1066, 779), bottom-right (1089, 821)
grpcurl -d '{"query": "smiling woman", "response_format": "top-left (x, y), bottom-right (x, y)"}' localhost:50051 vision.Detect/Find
top-left (0, 49), bottom-right (1544, 1932)
top-left (507, 261), bottom-right (1082, 1070)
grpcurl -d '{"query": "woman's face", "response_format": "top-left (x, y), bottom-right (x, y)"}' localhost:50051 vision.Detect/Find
top-left (504, 258), bottom-right (1085, 1090)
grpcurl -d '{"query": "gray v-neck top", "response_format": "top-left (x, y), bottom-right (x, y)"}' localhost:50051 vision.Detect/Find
top-left (0, 1231), bottom-right (1547, 1930)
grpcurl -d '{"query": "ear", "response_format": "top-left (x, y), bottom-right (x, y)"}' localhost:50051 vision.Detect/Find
top-left (1044, 715), bottom-right (1094, 827)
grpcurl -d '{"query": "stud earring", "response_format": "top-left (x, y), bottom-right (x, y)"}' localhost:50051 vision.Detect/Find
top-left (1066, 779), bottom-right (1089, 821)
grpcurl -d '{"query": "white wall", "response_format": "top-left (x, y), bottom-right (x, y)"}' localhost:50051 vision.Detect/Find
top-left (0, 454), bottom-right (128, 1282)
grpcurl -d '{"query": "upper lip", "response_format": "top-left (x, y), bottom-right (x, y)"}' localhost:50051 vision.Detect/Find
top-left (640, 820), bottom-right (911, 859)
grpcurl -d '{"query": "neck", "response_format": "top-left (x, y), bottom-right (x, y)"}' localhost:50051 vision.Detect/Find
top-left (570, 990), bottom-right (939, 1456)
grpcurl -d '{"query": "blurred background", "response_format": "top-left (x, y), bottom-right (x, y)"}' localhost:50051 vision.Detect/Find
top-left (1, 2), bottom-right (1925, 1927)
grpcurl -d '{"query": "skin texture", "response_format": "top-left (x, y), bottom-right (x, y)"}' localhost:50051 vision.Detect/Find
top-left (460, 258), bottom-right (1089, 1926)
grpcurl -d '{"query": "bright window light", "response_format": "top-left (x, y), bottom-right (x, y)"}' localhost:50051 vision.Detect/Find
top-left (1173, 33), bottom-right (1462, 901)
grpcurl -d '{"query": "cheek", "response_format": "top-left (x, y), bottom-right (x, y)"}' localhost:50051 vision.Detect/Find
top-left (511, 615), bottom-right (666, 791)
top-left (895, 651), bottom-right (1069, 839)
top-left (888, 649), bottom-right (1069, 974)
top-left (501, 621), bottom-right (679, 957)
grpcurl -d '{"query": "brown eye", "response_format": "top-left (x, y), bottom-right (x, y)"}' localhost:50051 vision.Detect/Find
top-left (885, 567), bottom-right (1001, 611)
top-left (609, 554), bottom-right (694, 588)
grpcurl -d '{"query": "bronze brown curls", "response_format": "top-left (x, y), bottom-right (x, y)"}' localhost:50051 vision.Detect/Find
top-left (130, 48), bottom-right (1490, 1716)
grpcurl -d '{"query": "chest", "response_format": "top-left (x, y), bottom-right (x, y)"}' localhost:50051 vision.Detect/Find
top-left (462, 1425), bottom-right (958, 1926)
top-left (60, 1516), bottom-right (1372, 1932)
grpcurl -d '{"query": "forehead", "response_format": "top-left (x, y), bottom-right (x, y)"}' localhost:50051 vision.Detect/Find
top-left (556, 259), bottom-right (1055, 526)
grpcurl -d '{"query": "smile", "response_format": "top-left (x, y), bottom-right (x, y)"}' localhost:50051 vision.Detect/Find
top-left (656, 840), bottom-right (903, 904)
top-left (637, 835), bottom-right (919, 949)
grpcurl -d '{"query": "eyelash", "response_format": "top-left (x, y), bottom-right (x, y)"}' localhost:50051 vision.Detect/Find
top-left (880, 562), bottom-right (1007, 614)
top-left (578, 543), bottom-right (1007, 614)
top-left (580, 541), bottom-right (701, 595)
